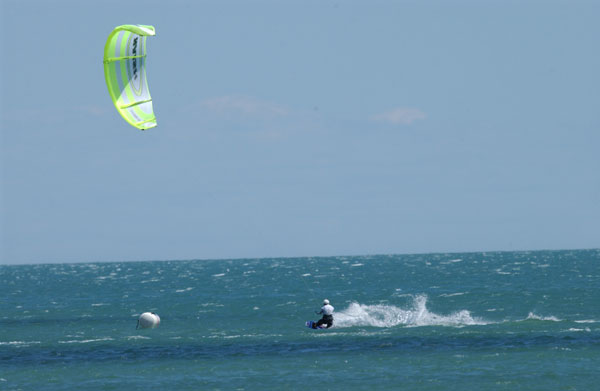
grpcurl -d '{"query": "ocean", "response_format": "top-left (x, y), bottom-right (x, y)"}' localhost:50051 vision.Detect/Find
top-left (1, 249), bottom-right (599, 390)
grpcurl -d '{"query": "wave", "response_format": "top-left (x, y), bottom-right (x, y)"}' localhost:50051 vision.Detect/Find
top-left (565, 328), bottom-right (591, 332)
top-left (58, 337), bottom-right (114, 344)
top-left (334, 295), bottom-right (488, 328)
top-left (0, 340), bottom-right (41, 346)
top-left (525, 312), bottom-right (562, 322)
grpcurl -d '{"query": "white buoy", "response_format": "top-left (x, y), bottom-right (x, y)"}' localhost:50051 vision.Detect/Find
top-left (137, 312), bottom-right (160, 329)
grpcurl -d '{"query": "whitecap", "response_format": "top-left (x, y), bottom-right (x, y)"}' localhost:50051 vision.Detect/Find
top-left (141, 278), bottom-right (161, 283)
top-left (441, 259), bottom-right (463, 264)
top-left (175, 287), bottom-right (193, 293)
top-left (126, 335), bottom-right (150, 340)
top-left (276, 301), bottom-right (297, 307)
top-left (0, 341), bottom-right (41, 346)
top-left (212, 273), bottom-right (225, 277)
top-left (525, 312), bottom-right (561, 322)
top-left (439, 292), bottom-right (466, 297)
top-left (58, 337), bottom-right (114, 344)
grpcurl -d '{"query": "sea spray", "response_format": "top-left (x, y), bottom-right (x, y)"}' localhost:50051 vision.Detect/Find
top-left (334, 295), bottom-right (488, 328)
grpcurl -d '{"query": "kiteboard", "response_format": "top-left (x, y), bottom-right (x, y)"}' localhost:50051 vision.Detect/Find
top-left (306, 321), bottom-right (328, 329)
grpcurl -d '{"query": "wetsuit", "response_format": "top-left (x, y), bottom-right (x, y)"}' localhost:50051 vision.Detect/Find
top-left (314, 304), bottom-right (334, 328)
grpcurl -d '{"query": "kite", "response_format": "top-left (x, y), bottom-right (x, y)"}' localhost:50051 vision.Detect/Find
top-left (103, 25), bottom-right (157, 130)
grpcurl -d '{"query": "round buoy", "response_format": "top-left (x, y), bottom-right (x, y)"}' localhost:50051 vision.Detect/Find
top-left (137, 312), bottom-right (160, 329)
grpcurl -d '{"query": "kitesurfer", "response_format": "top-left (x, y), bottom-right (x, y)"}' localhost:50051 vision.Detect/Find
top-left (313, 299), bottom-right (334, 329)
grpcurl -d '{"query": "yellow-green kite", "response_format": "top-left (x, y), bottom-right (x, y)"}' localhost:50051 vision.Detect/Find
top-left (103, 25), bottom-right (156, 130)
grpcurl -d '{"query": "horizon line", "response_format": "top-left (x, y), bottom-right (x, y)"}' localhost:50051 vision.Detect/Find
top-left (2, 247), bottom-right (598, 267)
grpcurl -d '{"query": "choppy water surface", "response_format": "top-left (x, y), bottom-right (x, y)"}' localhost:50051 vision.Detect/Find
top-left (1, 250), bottom-right (599, 390)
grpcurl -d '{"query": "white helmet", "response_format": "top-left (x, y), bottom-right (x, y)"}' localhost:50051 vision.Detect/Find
top-left (323, 299), bottom-right (330, 305)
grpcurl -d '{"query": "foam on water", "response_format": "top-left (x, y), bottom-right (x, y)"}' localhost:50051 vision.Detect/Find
top-left (439, 292), bottom-right (466, 297)
top-left (0, 341), bottom-right (41, 347)
top-left (525, 312), bottom-right (562, 322)
top-left (58, 337), bottom-right (114, 344)
top-left (566, 328), bottom-right (591, 332)
top-left (126, 335), bottom-right (151, 340)
top-left (334, 295), bottom-right (488, 328)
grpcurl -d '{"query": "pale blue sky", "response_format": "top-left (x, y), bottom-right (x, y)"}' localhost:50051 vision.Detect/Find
top-left (1, 0), bottom-right (599, 264)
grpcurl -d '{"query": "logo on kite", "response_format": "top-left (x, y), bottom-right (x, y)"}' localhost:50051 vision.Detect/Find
top-left (132, 37), bottom-right (139, 80)
top-left (103, 25), bottom-right (157, 130)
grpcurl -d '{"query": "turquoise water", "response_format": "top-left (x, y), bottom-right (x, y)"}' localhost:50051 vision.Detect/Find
top-left (1, 249), bottom-right (599, 390)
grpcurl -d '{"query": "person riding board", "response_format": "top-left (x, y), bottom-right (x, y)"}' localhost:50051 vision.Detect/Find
top-left (313, 299), bottom-right (334, 329)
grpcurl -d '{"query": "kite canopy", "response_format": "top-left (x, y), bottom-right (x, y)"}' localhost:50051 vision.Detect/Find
top-left (103, 25), bottom-right (156, 130)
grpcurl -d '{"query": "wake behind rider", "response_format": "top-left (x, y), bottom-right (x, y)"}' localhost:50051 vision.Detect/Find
top-left (314, 299), bottom-right (334, 329)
